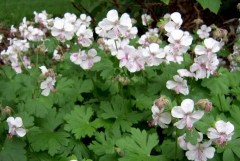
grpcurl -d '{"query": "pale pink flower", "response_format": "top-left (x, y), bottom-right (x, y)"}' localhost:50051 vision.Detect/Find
top-left (164, 12), bottom-right (183, 33)
top-left (70, 50), bottom-right (84, 65)
top-left (197, 25), bottom-right (212, 39)
top-left (207, 120), bottom-right (234, 146)
top-left (186, 141), bottom-right (215, 161)
top-left (151, 104), bottom-right (171, 128)
top-left (178, 132), bottom-right (203, 150)
top-left (39, 66), bottom-right (48, 75)
top-left (167, 29), bottom-right (193, 55)
top-left (51, 17), bottom-right (75, 42)
top-left (142, 43), bottom-right (165, 66)
top-left (171, 99), bottom-right (204, 130)
top-left (52, 50), bottom-right (61, 61)
top-left (190, 54), bottom-right (219, 80)
top-left (11, 61), bottom-right (22, 74)
top-left (166, 75), bottom-right (189, 95)
top-left (194, 38), bottom-right (221, 56)
top-left (40, 76), bottom-right (56, 96)
top-left (177, 69), bottom-right (195, 78)
top-left (117, 45), bottom-right (145, 72)
top-left (76, 25), bottom-right (93, 47)
top-left (95, 9), bottom-right (133, 39)
top-left (7, 117), bottom-right (26, 137)
top-left (80, 49), bottom-right (101, 70)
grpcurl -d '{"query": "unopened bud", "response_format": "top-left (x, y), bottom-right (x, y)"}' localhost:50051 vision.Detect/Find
top-left (196, 99), bottom-right (212, 112)
top-left (154, 96), bottom-right (169, 109)
top-left (213, 28), bottom-right (228, 41)
top-left (1, 106), bottom-right (12, 115)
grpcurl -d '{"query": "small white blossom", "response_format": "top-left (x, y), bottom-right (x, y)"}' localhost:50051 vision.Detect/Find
top-left (194, 38), bottom-right (221, 56)
top-left (190, 54), bottom-right (219, 80)
top-left (197, 25), bottom-right (212, 39)
top-left (186, 140), bottom-right (215, 161)
top-left (40, 76), bottom-right (56, 96)
top-left (207, 120), bottom-right (234, 146)
top-left (164, 12), bottom-right (183, 33)
top-left (151, 104), bottom-right (171, 128)
top-left (166, 75), bottom-right (189, 95)
top-left (7, 117), bottom-right (26, 137)
top-left (171, 99), bottom-right (204, 130)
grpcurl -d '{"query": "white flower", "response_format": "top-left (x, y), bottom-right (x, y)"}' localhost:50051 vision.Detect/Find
top-left (40, 76), bottom-right (56, 96)
top-left (141, 14), bottom-right (153, 26)
top-left (164, 12), bottom-right (183, 33)
top-left (178, 132), bottom-right (203, 150)
top-left (194, 38), bottom-right (221, 55)
top-left (70, 49), bottom-right (101, 70)
top-left (96, 9), bottom-right (133, 39)
top-left (151, 104), bottom-right (171, 128)
top-left (11, 60), bottom-right (22, 74)
top-left (80, 49), bottom-right (101, 70)
top-left (171, 99), bottom-right (204, 130)
top-left (116, 45), bottom-right (145, 72)
top-left (34, 10), bottom-right (48, 26)
top-left (190, 54), bottom-right (219, 80)
top-left (6, 117), bottom-right (26, 137)
top-left (39, 66), bottom-right (48, 75)
top-left (197, 25), bottom-right (211, 39)
top-left (142, 43), bottom-right (165, 66)
top-left (166, 75), bottom-right (189, 95)
top-left (177, 69), bottom-right (194, 78)
top-left (76, 25), bottom-right (93, 47)
top-left (207, 120), bottom-right (234, 145)
top-left (167, 29), bottom-right (193, 55)
top-left (186, 140), bottom-right (215, 161)
top-left (51, 17), bottom-right (75, 42)
top-left (52, 49), bottom-right (61, 61)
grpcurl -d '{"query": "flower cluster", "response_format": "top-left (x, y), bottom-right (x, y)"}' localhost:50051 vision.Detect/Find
top-left (150, 97), bottom-right (235, 161)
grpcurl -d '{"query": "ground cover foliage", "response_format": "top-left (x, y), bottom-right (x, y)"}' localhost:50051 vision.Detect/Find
top-left (0, 1), bottom-right (240, 161)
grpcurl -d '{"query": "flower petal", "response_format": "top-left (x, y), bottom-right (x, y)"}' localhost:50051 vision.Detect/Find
top-left (107, 9), bottom-right (118, 22)
top-left (171, 106), bottom-right (185, 118)
top-left (181, 99), bottom-right (194, 114)
top-left (16, 128), bottom-right (26, 137)
top-left (14, 117), bottom-right (23, 127)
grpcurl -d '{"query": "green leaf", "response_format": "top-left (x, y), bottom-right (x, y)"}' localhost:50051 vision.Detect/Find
top-left (0, 138), bottom-right (27, 161)
top-left (223, 148), bottom-right (235, 161)
top-left (99, 95), bottom-right (144, 132)
top-left (28, 128), bottom-right (69, 156)
top-left (89, 132), bottom-right (117, 156)
top-left (211, 95), bottom-right (231, 112)
top-left (197, 0), bottom-right (222, 14)
top-left (64, 106), bottom-right (100, 139)
top-left (229, 105), bottom-right (240, 124)
top-left (44, 38), bottom-right (59, 53)
top-left (201, 68), bottom-right (229, 94)
top-left (38, 108), bottom-right (64, 131)
top-left (185, 129), bottom-right (199, 145)
top-left (161, 0), bottom-right (169, 5)
top-left (24, 97), bottom-right (53, 118)
top-left (161, 139), bottom-right (184, 160)
top-left (116, 128), bottom-right (159, 160)
top-left (134, 94), bottom-right (154, 110)
top-left (91, 57), bottom-right (114, 79)
top-left (232, 146), bottom-right (240, 159)
top-left (79, 79), bottom-right (94, 93)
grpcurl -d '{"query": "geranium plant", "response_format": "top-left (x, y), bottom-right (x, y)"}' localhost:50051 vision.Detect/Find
top-left (0, 8), bottom-right (240, 161)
